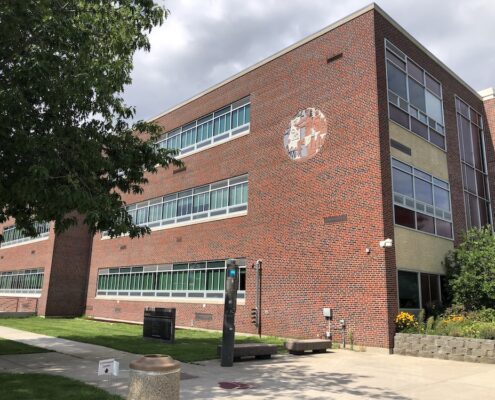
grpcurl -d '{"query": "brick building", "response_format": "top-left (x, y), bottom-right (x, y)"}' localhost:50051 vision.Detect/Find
top-left (2, 4), bottom-right (494, 350)
top-left (0, 216), bottom-right (92, 316)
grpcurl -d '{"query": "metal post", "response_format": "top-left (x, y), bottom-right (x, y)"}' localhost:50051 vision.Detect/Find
top-left (253, 260), bottom-right (262, 337)
top-left (221, 259), bottom-right (239, 367)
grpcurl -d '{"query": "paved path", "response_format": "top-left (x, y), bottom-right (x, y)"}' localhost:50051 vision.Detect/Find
top-left (1, 326), bottom-right (495, 399)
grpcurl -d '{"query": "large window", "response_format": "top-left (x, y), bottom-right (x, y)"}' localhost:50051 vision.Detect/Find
top-left (125, 175), bottom-right (248, 230)
top-left (156, 97), bottom-right (251, 156)
top-left (385, 40), bottom-right (446, 150)
top-left (455, 97), bottom-right (492, 229)
top-left (1, 222), bottom-right (50, 247)
top-left (0, 268), bottom-right (44, 295)
top-left (398, 270), bottom-right (442, 312)
top-left (392, 159), bottom-right (452, 238)
top-left (96, 259), bottom-right (246, 300)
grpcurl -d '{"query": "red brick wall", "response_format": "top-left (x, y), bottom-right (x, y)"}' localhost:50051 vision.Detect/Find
top-left (87, 10), bottom-right (398, 348)
top-left (0, 297), bottom-right (39, 313)
top-left (44, 214), bottom-right (93, 316)
top-left (0, 216), bottom-right (93, 317)
top-left (482, 97), bottom-right (495, 223)
top-left (0, 221), bottom-right (55, 315)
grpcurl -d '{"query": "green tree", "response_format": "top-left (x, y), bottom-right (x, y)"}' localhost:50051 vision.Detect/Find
top-left (0, 0), bottom-right (181, 239)
top-left (445, 226), bottom-right (495, 310)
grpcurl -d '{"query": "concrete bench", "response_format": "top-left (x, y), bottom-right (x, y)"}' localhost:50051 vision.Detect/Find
top-left (217, 343), bottom-right (278, 361)
top-left (284, 339), bottom-right (332, 355)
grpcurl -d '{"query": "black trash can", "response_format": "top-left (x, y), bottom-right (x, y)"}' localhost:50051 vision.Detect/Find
top-left (143, 307), bottom-right (176, 343)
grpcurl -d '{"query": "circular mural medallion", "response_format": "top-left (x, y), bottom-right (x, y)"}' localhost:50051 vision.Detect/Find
top-left (283, 108), bottom-right (327, 161)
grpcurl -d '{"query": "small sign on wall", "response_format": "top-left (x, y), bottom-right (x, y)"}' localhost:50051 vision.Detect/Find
top-left (98, 359), bottom-right (119, 376)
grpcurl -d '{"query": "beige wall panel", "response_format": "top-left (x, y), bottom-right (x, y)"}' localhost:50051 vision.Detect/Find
top-left (389, 121), bottom-right (449, 181)
top-left (394, 226), bottom-right (453, 274)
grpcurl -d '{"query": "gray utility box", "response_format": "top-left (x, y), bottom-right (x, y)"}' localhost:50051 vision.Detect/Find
top-left (143, 307), bottom-right (176, 343)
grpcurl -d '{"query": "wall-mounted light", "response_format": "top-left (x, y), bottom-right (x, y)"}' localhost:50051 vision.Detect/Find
top-left (379, 238), bottom-right (393, 248)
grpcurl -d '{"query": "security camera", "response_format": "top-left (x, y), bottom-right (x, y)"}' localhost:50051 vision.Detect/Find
top-left (379, 238), bottom-right (393, 248)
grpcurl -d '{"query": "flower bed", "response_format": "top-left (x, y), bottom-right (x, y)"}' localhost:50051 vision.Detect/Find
top-left (394, 309), bottom-right (495, 363)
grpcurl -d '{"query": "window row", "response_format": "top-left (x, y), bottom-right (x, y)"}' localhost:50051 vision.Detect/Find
top-left (392, 158), bottom-right (452, 238)
top-left (96, 259), bottom-right (246, 300)
top-left (156, 97), bottom-right (251, 156)
top-left (386, 40), bottom-right (446, 150)
top-left (398, 270), bottom-right (444, 313)
top-left (455, 97), bottom-right (492, 229)
top-left (125, 175), bottom-right (248, 229)
top-left (1, 222), bottom-right (50, 247)
top-left (0, 268), bottom-right (44, 294)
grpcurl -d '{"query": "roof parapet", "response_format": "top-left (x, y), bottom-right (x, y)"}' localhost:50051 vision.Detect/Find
top-left (479, 88), bottom-right (495, 101)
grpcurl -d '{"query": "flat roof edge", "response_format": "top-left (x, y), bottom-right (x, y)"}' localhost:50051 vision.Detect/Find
top-left (147, 2), bottom-right (482, 123)
top-left (479, 87), bottom-right (495, 101)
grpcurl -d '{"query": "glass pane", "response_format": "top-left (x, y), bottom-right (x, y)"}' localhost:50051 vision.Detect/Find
top-left (387, 61), bottom-right (407, 99)
top-left (410, 117), bottom-right (428, 140)
top-left (434, 187), bottom-right (450, 211)
top-left (479, 199), bottom-right (489, 227)
top-left (425, 91), bottom-right (443, 124)
top-left (416, 212), bottom-right (435, 234)
top-left (393, 169), bottom-right (414, 197)
top-left (469, 194), bottom-right (480, 227)
top-left (429, 130), bottom-right (445, 149)
top-left (459, 115), bottom-right (473, 164)
top-left (436, 220), bottom-right (452, 238)
top-left (463, 165), bottom-right (477, 193)
top-left (475, 170), bottom-right (486, 198)
top-left (395, 205), bottom-right (415, 229)
top-left (398, 271), bottom-right (420, 308)
top-left (425, 74), bottom-right (441, 97)
top-left (408, 77), bottom-right (426, 112)
top-left (386, 49), bottom-right (406, 69)
top-left (415, 178), bottom-right (433, 205)
top-left (389, 104), bottom-right (409, 129)
top-left (471, 125), bottom-right (482, 170)
top-left (407, 59), bottom-right (424, 83)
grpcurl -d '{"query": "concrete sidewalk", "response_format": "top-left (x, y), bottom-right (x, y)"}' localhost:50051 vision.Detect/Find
top-left (1, 326), bottom-right (495, 399)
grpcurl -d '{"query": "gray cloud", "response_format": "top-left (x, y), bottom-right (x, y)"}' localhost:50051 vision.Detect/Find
top-left (123, 0), bottom-right (495, 122)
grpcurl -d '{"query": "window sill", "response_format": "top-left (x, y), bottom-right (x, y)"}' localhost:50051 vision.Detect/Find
top-left (176, 128), bottom-right (250, 160)
top-left (0, 292), bottom-right (42, 298)
top-left (101, 209), bottom-right (247, 240)
top-left (95, 295), bottom-right (245, 306)
top-left (0, 235), bottom-right (50, 250)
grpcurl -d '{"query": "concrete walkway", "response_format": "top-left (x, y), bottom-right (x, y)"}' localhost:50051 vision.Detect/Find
top-left (1, 326), bottom-right (495, 399)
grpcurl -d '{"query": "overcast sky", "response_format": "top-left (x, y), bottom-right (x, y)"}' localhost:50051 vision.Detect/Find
top-left (123, 0), bottom-right (495, 122)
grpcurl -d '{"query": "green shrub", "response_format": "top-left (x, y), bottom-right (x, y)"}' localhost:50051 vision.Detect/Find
top-left (478, 325), bottom-right (495, 340)
top-left (445, 226), bottom-right (495, 310)
top-left (426, 316), bottom-right (435, 333)
top-left (469, 308), bottom-right (495, 323)
top-left (417, 309), bottom-right (426, 333)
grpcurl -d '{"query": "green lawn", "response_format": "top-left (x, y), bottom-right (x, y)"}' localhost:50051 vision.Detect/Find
top-left (0, 338), bottom-right (49, 355)
top-left (0, 373), bottom-right (122, 400)
top-left (0, 317), bottom-right (285, 362)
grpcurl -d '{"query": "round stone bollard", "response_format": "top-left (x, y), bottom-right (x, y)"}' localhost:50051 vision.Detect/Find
top-left (128, 354), bottom-right (180, 400)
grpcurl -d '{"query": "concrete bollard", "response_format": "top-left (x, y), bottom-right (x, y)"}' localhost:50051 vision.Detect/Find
top-left (128, 354), bottom-right (180, 400)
